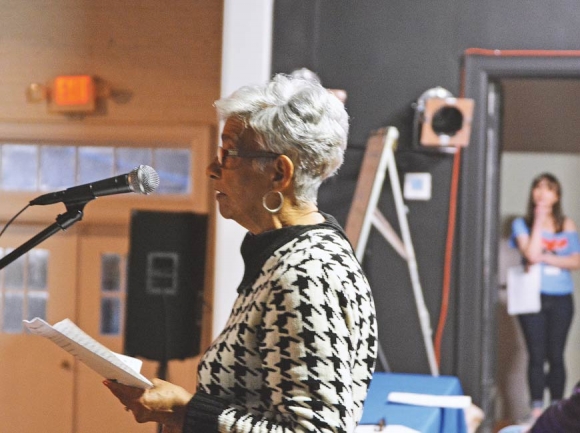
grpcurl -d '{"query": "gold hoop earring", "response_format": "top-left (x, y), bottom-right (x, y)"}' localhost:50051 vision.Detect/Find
top-left (262, 191), bottom-right (284, 214)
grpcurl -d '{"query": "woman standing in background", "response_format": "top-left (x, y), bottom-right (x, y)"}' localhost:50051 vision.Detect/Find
top-left (512, 173), bottom-right (580, 420)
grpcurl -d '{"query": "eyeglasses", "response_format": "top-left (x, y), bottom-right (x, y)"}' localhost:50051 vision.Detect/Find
top-left (216, 147), bottom-right (281, 167)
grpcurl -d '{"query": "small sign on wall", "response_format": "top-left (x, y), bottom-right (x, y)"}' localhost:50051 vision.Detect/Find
top-left (403, 172), bottom-right (432, 201)
top-left (49, 75), bottom-right (96, 113)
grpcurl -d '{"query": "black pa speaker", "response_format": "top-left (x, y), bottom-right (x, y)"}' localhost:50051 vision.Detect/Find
top-left (124, 210), bottom-right (207, 362)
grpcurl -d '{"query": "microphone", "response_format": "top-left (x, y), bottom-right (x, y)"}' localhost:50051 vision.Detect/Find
top-left (30, 165), bottom-right (160, 206)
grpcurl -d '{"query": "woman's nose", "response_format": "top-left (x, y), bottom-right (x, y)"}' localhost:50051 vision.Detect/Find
top-left (206, 157), bottom-right (221, 179)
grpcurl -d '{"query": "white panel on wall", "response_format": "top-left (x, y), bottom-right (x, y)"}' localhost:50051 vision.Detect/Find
top-left (212, 0), bottom-right (274, 337)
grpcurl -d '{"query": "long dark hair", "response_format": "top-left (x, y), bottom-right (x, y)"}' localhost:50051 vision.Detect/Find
top-left (524, 172), bottom-right (565, 232)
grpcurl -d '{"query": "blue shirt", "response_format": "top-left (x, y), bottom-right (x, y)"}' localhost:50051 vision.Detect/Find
top-left (511, 217), bottom-right (580, 295)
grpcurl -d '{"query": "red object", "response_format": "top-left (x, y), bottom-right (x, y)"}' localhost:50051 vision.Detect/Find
top-left (50, 75), bottom-right (96, 112)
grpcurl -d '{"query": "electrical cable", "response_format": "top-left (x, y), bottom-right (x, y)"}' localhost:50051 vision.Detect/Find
top-left (0, 203), bottom-right (30, 238)
top-left (434, 146), bottom-right (462, 365)
top-left (433, 68), bottom-right (468, 366)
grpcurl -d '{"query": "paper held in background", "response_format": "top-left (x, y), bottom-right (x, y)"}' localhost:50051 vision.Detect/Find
top-left (506, 264), bottom-right (542, 316)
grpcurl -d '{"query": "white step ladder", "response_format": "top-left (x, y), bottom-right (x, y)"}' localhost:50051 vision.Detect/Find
top-left (345, 126), bottom-right (439, 376)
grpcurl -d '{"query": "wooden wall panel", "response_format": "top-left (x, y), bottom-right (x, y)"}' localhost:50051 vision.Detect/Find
top-left (0, 4), bottom-right (222, 411)
top-left (0, 0), bottom-right (222, 124)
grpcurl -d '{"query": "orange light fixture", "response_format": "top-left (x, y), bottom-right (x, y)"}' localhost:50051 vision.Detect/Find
top-left (49, 75), bottom-right (96, 113)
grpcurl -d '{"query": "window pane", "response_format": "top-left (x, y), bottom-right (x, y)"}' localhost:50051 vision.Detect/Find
top-left (27, 292), bottom-right (47, 321)
top-left (4, 251), bottom-right (25, 290)
top-left (3, 292), bottom-right (24, 333)
top-left (154, 149), bottom-right (191, 194)
top-left (116, 148), bottom-right (152, 175)
top-left (78, 147), bottom-right (114, 184)
top-left (40, 146), bottom-right (76, 190)
top-left (100, 298), bottom-right (120, 335)
top-left (28, 249), bottom-right (49, 291)
top-left (101, 254), bottom-right (121, 292)
top-left (2, 145), bottom-right (38, 191)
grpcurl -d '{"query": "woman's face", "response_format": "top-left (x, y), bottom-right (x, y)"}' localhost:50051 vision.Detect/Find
top-left (532, 178), bottom-right (559, 209)
top-left (206, 117), bottom-right (276, 233)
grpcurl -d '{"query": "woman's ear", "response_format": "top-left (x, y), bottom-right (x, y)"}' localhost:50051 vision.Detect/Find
top-left (272, 155), bottom-right (294, 190)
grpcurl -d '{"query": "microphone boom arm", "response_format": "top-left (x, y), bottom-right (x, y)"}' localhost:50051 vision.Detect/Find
top-left (0, 202), bottom-right (87, 270)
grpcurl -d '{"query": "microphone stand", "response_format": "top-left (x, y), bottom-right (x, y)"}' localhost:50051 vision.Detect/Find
top-left (0, 201), bottom-right (87, 270)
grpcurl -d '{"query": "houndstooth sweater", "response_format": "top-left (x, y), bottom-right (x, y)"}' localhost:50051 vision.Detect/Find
top-left (184, 214), bottom-right (378, 433)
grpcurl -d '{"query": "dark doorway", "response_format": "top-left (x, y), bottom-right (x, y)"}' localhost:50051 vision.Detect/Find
top-left (458, 51), bottom-right (580, 431)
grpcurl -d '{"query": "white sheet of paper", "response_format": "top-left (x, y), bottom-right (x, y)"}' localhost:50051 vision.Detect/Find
top-left (23, 317), bottom-right (153, 389)
top-left (387, 391), bottom-right (471, 409)
top-left (114, 352), bottom-right (144, 373)
top-left (544, 265), bottom-right (561, 275)
top-left (354, 425), bottom-right (420, 433)
top-left (506, 264), bottom-right (541, 315)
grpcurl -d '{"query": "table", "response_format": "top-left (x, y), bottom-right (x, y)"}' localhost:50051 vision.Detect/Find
top-left (359, 372), bottom-right (469, 433)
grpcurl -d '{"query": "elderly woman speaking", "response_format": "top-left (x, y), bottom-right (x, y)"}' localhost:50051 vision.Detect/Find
top-left (105, 74), bottom-right (378, 433)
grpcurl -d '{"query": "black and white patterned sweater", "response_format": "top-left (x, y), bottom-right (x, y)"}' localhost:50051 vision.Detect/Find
top-left (184, 215), bottom-right (378, 433)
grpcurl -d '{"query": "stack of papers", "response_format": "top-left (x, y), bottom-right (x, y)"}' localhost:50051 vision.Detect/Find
top-left (387, 391), bottom-right (472, 408)
top-left (23, 317), bottom-right (153, 389)
top-left (355, 425), bottom-right (419, 433)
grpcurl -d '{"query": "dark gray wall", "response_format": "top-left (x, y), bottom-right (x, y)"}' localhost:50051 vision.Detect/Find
top-left (272, 0), bottom-right (580, 410)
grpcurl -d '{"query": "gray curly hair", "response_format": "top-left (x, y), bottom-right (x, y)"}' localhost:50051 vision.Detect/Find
top-left (214, 73), bottom-right (349, 205)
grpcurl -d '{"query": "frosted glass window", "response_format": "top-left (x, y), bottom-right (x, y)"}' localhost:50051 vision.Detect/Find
top-left (27, 292), bottom-right (47, 321)
top-left (0, 142), bottom-right (192, 196)
top-left (3, 292), bottom-right (24, 333)
top-left (2, 145), bottom-right (38, 191)
top-left (100, 253), bottom-right (124, 336)
top-left (154, 149), bottom-right (191, 194)
top-left (28, 249), bottom-right (48, 291)
top-left (100, 298), bottom-right (120, 335)
top-left (1, 249), bottom-right (49, 333)
top-left (116, 148), bottom-right (152, 174)
top-left (101, 254), bottom-right (121, 292)
top-left (4, 251), bottom-right (24, 290)
top-left (78, 147), bottom-right (114, 184)
top-left (40, 146), bottom-right (76, 190)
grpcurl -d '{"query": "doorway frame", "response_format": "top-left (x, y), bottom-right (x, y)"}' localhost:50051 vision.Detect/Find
top-left (456, 50), bottom-right (580, 425)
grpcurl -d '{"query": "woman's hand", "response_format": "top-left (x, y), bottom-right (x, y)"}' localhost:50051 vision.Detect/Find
top-left (533, 203), bottom-right (551, 224)
top-left (520, 204), bottom-right (553, 263)
top-left (103, 378), bottom-right (193, 428)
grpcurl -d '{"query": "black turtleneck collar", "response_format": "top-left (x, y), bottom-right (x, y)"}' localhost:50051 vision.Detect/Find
top-left (237, 212), bottom-right (349, 293)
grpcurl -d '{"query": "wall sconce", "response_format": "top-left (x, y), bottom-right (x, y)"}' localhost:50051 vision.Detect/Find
top-left (26, 75), bottom-right (115, 115)
top-left (413, 87), bottom-right (474, 149)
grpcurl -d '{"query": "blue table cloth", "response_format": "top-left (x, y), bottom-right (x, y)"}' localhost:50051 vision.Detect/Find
top-left (360, 372), bottom-right (469, 433)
